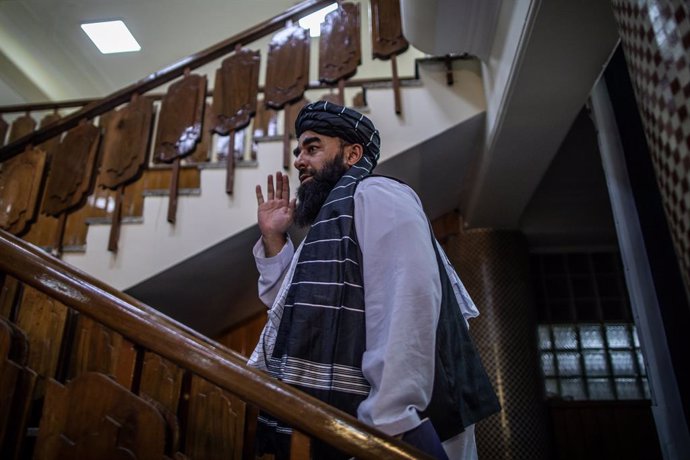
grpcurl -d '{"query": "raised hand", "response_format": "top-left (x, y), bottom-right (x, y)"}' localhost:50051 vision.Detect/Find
top-left (256, 171), bottom-right (296, 256)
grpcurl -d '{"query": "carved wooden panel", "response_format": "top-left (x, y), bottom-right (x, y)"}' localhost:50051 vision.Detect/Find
top-left (15, 286), bottom-right (68, 398)
top-left (286, 98), bottom-right (310, 138)
top-left (212, 48), bottom-right (260, 135)
top-left (42, 121), bottom-right (100, 217)
top-left (7, 114), bottom-right (36, 144)
top-left (38, 113), bottom-right (62, 162)
top-left (139, 352), bottom-right (184, 415)
top-left (0, 317), bottom-right (36, 460)
top-left (0, 276), bottom-right (20, 319)
top-left (0, 320), bottom-right (19, 444)
top-left (2, 317), bottom-right (29, 366)
top-left (100, 96), bottom-right (154, 190)
top-left (264, 25), bottom-right (310, 109)
top-left (70, 315), bottom-right (137, 388)
top-left (370, 0), bottom-right (409, 59)
top-left (34, 372), bottom-right (167, 459)
top-left (319, 3), bottom-right (361, 83)
top-left (0, 116), bottom-right (7, 145)
top-left (184, 374), bottom-right (245, 460)
top-left (186, 103), bottom-right (212, 163)
top-left (154, 74), bottom-right (207, 162)
top-left (139, 352), bottom-right (184, 453)
top-left (0, 146), bottom-right (47, 235)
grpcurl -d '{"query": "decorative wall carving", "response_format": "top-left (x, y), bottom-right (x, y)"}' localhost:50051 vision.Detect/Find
top-left (42, 121), bottom-right (100, 217)
top-left (34, 372), bottom-right (167, 459)
top-left (212, 48), bottom-right (260, 135)
top-left (264, 25), bottom-right (310, 110)
top-left (0, 147), bottom-right (47, 235)
top-left (100, 95), bottom-right (154, 190)
top-left (319, 3), bottom-right (361, 84)
top-left (154, 74), bottom-right (207, 163)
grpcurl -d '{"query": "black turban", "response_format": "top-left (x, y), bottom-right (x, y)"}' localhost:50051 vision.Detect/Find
top-left (294, 101), bottom-right (381, 169)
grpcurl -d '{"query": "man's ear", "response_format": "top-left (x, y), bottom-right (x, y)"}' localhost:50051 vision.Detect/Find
top-left (345, 143), bottom-right (364, 166)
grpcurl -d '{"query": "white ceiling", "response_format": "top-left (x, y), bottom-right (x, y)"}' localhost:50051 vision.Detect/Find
top-left (0, 0), bottom-right (299, 103)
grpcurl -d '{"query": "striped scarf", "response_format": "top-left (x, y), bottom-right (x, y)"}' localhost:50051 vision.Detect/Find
top-left (257, 102), bottom-right (380, 459)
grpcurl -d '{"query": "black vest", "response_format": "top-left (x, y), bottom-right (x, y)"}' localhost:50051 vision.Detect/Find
top-left (422, 221), bottom-right (501, 441)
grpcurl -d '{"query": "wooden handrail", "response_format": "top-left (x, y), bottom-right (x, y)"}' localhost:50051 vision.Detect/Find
top-left (0, 229), bottom-right (431, 460)
top-left (0, 77), bottom-right (418, 115)
top-left (0, 0), bottom-right (332, 162)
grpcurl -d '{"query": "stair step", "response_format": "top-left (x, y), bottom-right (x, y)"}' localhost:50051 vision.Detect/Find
top-left (85, 216), bottom-right (144, 226)
top-left (198, 160), bottom-right (259, 170)
top-left (142, 188), bottom-right (201, 197)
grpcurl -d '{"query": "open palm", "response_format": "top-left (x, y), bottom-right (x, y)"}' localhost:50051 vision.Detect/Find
top-left (256, 172), bottom-right (296, 245)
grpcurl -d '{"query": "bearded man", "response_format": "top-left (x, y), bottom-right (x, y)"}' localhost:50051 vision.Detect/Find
top-left (249, 101), bottom-right (499, 459)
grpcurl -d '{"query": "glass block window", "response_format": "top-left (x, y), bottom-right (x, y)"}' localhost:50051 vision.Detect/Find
top-left (538, 323), bottom-right (648, 400)
top-left (531, 252), bottom-right (650, 401)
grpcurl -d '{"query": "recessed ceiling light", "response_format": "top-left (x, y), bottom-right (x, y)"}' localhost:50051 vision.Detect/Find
top-left (81, 20), bottom-right (141, 54)
top-left (299, 3), bottom-right (338, 37)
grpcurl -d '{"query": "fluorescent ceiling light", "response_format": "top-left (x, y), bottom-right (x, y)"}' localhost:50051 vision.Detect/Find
top-left (81, 20), bottom-right (141, 54)
top-left (299, 3), bottom-right (338, 37)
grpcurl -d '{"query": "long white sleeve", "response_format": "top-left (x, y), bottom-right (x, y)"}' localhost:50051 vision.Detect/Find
top-left (253, 237), bottom-right (295, 307)
top-left (354, 178), bottom-right (442, 436)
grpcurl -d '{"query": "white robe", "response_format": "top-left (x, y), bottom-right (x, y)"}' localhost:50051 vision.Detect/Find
top-left (249, 177), bottom-right (480, 459)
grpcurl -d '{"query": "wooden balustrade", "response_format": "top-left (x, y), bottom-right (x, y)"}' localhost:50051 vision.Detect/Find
top-left (0, 229), bottom-right (430, 459)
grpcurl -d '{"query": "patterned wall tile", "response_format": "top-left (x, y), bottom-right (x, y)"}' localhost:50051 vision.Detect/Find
top-left (611, 0), bottom-right (690, 295)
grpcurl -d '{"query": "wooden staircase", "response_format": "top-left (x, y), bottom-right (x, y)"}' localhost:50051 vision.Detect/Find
top-left (0, 229), bottom-right (427, 459)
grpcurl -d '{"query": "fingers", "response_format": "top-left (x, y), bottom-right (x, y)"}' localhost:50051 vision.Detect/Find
top-left (256, 184), bottom-right (264, 205)
top-left (266, 174), bottom-right (275, 201)
top-left (275, 172), bottom-right (283, 200)
top-left (282, 172), bottom-right (290, 201)
top-left (258, 172), bottom-right (290, 205)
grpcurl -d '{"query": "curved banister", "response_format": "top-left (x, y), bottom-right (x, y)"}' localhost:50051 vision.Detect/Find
top-left (0, 0), bottom-right (332, 162)
top-left (0, 228), bottom-right (431, 460)
top-left (0, 77), bottom-right (416, 115)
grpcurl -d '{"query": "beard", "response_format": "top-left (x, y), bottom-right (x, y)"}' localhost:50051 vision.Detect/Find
top-left (294, 151), bottom-right (349, 227)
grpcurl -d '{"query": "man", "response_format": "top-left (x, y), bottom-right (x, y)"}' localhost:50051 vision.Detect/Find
top-left (249, 101), bottom-right (499, 459)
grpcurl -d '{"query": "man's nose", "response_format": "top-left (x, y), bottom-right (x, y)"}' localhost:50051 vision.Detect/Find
top-left (294, 151), bottom-right (306, 170)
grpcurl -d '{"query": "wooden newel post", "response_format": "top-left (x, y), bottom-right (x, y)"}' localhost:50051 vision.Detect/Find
top-left (52, 213), bottom-right (67, 258)
top-left (226, 130), bottom-right (236, 194)
top-left (167, 158), bottom-right (180, 224)
top-left (108, 185), bottom-right (125, 252)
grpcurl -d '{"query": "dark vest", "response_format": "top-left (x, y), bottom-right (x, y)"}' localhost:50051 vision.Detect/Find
top-left (423, 221), bottom-right (501, 441)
